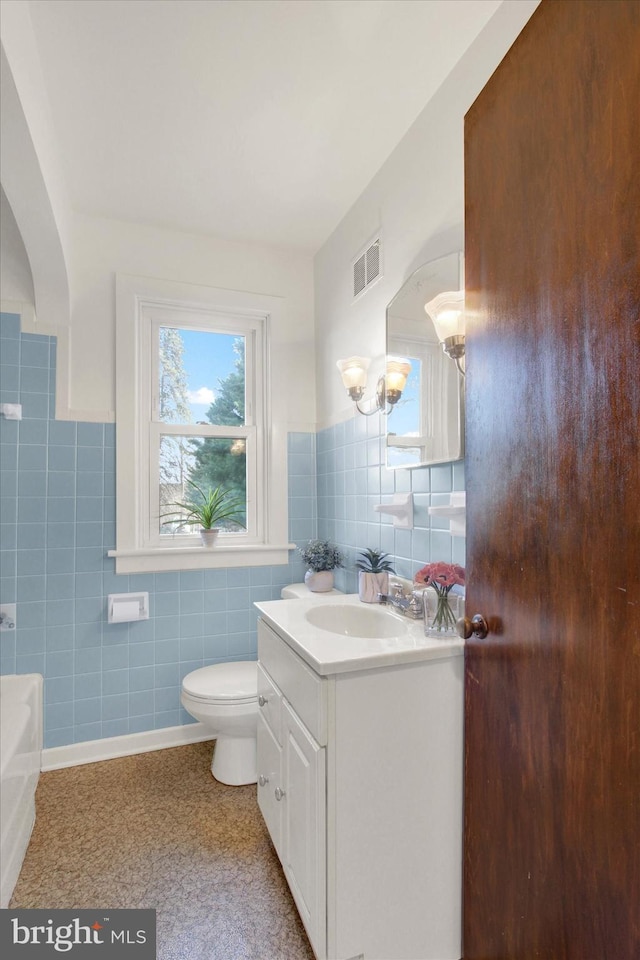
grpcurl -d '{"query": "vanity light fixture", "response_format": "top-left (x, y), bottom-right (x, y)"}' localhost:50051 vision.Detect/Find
top-left (424, 289), bottom-right (466, 376)
top-left (336, 355), bottom-right (411, 416)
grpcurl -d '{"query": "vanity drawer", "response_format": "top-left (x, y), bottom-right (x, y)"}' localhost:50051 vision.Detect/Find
top-left (257, 662), bottom-right (282, 743)
top-left (258, 619), bottom-right (327, 745)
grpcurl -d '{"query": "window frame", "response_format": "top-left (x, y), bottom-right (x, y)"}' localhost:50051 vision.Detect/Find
top-left (113, 275), bottom-right (292, 573)
top-left (144, 306), bottom-right (261, 549)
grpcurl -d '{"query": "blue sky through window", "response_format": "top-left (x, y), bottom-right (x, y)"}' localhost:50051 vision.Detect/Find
top-left (179, 329), bottom-right (242, 421)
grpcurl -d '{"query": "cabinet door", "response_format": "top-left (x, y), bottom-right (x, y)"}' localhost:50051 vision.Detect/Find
top-left (282, 701), bottom-right (326, 960)
top-left (256, 712), bottom-right (283, 859)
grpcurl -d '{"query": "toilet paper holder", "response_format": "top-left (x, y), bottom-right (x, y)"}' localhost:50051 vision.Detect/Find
top-left (108, 592), bottom-right (149, 623)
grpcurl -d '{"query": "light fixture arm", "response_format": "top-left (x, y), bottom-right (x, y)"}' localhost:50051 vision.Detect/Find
top-left (441, 334), bottom-right (466, 377)
top-left (355, 376), bottom-right (387, 416)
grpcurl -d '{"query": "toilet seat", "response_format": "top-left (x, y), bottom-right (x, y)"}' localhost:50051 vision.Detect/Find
top-left (182, 662), bottom-right (257, 704)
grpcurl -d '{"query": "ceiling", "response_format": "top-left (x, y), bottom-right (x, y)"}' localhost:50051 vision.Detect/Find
top-left (27, 0), bottom-right (501, 254)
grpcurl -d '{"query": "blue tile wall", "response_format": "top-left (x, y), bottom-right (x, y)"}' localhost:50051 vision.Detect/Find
top-left (0, 313), bottom-right (312, 749)
top-left (316, 409), bottom-right (466, 594)
top-left (0, 310), bottom-right (464, 751)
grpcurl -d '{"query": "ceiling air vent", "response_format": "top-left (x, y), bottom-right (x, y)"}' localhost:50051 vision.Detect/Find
top-left (353, 237), bottom-right (382, 299)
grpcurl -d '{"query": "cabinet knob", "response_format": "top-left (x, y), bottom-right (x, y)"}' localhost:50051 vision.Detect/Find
top-left (258, 774), bottom-right (268, 787)
top-left (258, 694), bottom-right (268, 707)
top-left (274, 787), bottom-right (285, 801)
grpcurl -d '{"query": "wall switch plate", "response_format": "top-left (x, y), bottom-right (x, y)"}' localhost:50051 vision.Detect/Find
top-left (0, 604), bottom-right (17, 630)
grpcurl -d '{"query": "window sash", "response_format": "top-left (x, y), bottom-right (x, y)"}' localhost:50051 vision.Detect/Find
top-left (149, 312), bottom-right (256, 427)
top-left (147, 424), bottom-right (258, 548)
top-left (139, 305), bottom-right (264, 551)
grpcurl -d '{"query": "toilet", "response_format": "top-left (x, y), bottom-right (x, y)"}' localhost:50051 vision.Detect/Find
top-left (181, 583), bottom-right (342, 786)
top-left (181, 661), bottom-right (259, 786)
top-left (280, 582), bottom-right (342, 599)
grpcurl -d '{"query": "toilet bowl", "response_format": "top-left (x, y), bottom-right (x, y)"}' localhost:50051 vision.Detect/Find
top-left (181, 662), bottom-right (258, 786)
top-left (182, 583), bottom-right (342, 786)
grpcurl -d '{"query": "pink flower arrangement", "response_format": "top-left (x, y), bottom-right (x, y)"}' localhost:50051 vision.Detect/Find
top-left (414, 561), bottom-right (465, 592)
top-left (414, 561), bottom-right (465, 633)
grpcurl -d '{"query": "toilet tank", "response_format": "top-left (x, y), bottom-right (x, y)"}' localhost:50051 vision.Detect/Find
top-left (280, 583), bottom-right (342, 599)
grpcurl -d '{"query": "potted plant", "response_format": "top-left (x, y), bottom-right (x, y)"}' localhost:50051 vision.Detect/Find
top-left (298, 539), bottom-right (344, 592)
top-left (161, 480), bottom-right (245, 548)
top-left (356, 548), bottom-right (395, 603)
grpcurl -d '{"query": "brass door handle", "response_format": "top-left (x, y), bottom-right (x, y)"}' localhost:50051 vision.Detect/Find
top-left (456, 614), bottom-right (489, 640)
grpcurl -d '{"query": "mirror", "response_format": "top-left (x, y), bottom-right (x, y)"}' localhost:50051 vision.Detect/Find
top-left (385, 252), bottom-right (464, 469)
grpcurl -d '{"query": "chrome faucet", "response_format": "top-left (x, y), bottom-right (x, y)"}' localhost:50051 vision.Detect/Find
top-left (377, 583), bottom-right (424, 619)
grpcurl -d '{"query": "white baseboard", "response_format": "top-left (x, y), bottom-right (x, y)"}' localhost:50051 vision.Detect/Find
top-left (42, 723), bottom-right (212, 771)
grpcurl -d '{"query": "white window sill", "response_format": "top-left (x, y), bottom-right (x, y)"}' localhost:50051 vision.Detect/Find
top-left (108, 543), bottom-right (296, 574)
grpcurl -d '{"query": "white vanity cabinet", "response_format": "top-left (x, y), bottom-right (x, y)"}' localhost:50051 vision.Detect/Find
top-left (255, 609), bottom-right (464, 960)
top-left (257, 621), bottom-right (328, 957)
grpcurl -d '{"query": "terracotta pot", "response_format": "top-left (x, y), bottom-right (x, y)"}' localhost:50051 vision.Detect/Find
top-left (304, 569), bottom-right (334, 593)
top-left (358, 570), bottom-right (389, 603)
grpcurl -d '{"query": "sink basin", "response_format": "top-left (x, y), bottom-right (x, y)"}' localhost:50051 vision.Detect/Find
top-left (304, 603), bottom-right (409, 639)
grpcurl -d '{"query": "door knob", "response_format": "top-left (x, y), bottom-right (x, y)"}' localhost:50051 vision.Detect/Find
top-left (456, 614), bottom-right (489, 640)
top-left (274, 787), bottom-right (285, 801)
top-left (258, 695), bottom-right (268, 707)
top-left (258, 775), bottom-right (268, 787)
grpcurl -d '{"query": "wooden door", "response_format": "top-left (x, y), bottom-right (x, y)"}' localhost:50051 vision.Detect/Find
top-left (463, 2), bottom-right (640, 958)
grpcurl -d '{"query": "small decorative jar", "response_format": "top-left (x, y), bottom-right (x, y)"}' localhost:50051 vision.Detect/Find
top-left (304, 569), bottom-right (335, 593)
top-left (358, 571), bottom-right (389, 603)
top-left (200, 528), bottom-right (219, 548)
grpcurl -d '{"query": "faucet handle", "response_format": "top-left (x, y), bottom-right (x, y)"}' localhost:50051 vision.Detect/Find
top-left (408, 591), bottom-right (424, 618)
top-left (391, 581), bottom-right (405, 598)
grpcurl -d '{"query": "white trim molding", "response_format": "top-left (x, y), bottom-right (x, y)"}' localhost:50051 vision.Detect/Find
top-left (114, 273), bottom-right (290, 573)
top-left (42, 722), bottom-right (212, 771)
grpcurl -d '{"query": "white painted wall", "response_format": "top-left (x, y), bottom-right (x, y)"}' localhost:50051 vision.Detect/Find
top-left (0, 186), bottom-right (34, 306)
top-left (314, 0), bottom-right (540, 429)
top-left (0, 1), bottom-right (71, 257)
top-left (60, 213), bottom-right (316, 427)
top-left (1, 2), bottom-right (71, 328)
top-left (2, 0), bottom-right (538, 434)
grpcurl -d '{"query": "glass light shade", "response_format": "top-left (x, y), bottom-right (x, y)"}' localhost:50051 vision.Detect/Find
top-left (424, 290), bottom-right (466, 343)
top-left (385, 357), bottom-right (411, 393)
top-left (336, 356), bottom-right (371, 391)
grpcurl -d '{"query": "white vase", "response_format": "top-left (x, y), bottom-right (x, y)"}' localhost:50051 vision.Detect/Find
top-left (358, 571), bottom-right (389, 603)
top-left (304, 569), bottom-right (334, 593)
top-left (200, 528), bottom-right (219, 548)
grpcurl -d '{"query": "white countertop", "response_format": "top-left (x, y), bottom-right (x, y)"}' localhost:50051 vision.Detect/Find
top-left (254, 593), bottom-right (463, 676)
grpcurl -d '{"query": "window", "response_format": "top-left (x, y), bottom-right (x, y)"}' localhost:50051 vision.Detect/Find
top-left (113, 276), bottom-right (291, 573)
top-left (386, 335), bottom-right (461, 468)
top-left (147, 308), bottom-right (260, 547)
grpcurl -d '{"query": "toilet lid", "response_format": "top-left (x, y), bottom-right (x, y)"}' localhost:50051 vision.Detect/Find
top-left (182, 662), bottom-right (257, 702)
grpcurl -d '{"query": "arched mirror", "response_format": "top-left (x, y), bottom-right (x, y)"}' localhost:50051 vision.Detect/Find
top-left (385, 251), bottom-right (464, 469)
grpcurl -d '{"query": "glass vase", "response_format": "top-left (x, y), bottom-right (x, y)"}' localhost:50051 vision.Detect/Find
top-left (422, 587), bottom-right (462, 637)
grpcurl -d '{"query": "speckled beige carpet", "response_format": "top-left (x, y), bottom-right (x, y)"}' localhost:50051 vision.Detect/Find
top-left (10, 741), bottom-right (314, 960)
